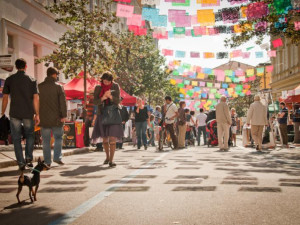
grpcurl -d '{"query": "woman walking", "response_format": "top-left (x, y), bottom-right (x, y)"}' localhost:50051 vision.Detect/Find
top-left (92, 72), bottom-right (123, 167)
top-left (231, 108), bottom-right (238, 147)
top-left (135, 98), bottom-right (149, 150)
top-left (177, 101), bottom-right (187, 149)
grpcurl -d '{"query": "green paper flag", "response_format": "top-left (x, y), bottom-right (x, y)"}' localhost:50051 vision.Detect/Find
top-left (173, 27), bottom-right (186, 35)
top-left (172, 0), bottom-right (190, 7)
top-left (178, 83), bottom-right (184, 88)
top-left (246, 46), bottom-right (254, 51)
top-left (191, 30), bottom-right (201, 37)
top-left (184, 80), bottom-right (190, 85)
top-left (173, 70), bottom-right (179, 76)
top-left (207, 82), bottom-right (213, 87)
top-left (274, 0), bottom-right (291, 14)
top-left (210, 89), bottom-right (217, 94)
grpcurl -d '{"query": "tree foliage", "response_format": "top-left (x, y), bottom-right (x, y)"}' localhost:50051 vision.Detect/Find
top-left (225, 0), bottom-right (300, 48)
top-left (37, 0), bottom-right (118, 78)
top-left (112, 32), bottom-right (180, 106)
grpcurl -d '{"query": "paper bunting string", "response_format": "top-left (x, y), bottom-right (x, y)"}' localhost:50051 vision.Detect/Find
top-left (115, 0), bottom-right (131, 3)
top-left (272, 38), bottom-right (283, 48)
top-left (141, 0), bottom-right (160, 5)
top-left (247, 2), bottom-right (269, 20)
top-left (190, 52), bottom-right (200, 58)
top-left (295, 21), bottom-right (300, 30)
top-left (172, 0), bottom-right (190, 6)
top-left (255, 52), bottom-right (264, 58)
top-left (267, 50), bottom-right (277, 57)
top-left (197, 9), bottom-right (215, 26)
top-left (175, 50), bottom-right (186, 58)
top-left (273, 0), bottom-right (292, 14)
top-left (162, 49), bottom-right (174, 56)
top-left (116, 4), bottom-right (134, 18)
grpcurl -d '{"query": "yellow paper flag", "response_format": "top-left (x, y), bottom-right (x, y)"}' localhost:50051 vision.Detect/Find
top-left (197, 9), bottom-right (215, 26)
top-left (246, 69), bottom-right (254, 77)
top-left (234, 25), bottom-right (242, 33)
top-left (225, 77), bottom-right (232, 82)
top-left (192, 81), bottom-right (198, 86)
top-left (197, 73), bottom-right (205, 79)
top-left (170, 79), bottom-right (176, 85)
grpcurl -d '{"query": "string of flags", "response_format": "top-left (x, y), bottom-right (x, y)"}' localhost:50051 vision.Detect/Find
top-left (166, 60), bottom-right (274, 110)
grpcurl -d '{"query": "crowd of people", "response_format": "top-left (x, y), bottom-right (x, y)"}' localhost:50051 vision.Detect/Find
top-left (1, 58), bottom-right (299, 171)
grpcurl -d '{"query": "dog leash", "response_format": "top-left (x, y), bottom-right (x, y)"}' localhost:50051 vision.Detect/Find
top-left (0, 152), bottom-right (41, 173)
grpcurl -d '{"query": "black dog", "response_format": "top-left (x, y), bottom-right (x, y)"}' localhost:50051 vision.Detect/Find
top-left (16, 158), bottom-right (49, 204)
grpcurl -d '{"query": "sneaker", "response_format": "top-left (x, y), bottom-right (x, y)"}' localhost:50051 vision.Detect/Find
top-left (109, 162), bottom-right (116, 167)
top-left (53, 160), bottom-right (65, 165)
top-left (144, 145), bottom-right (147, 150)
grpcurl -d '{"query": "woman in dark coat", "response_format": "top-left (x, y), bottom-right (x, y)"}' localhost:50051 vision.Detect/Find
top-left (92, 72), bottom-right (123, 167)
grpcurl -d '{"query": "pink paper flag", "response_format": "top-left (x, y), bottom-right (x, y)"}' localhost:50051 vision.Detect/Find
top-left (168, 9), bottom-right (186, 22)
top-left (217, 71), bottom-right (225, 82)
top-left (191, 15), bottom-right (198, 25)
top-left (295, 22), bottom-right (300, 31)
top-left (116, 3), bottom-right (134, 18)
top-left (186, 29), bottom-right (192, 36)
top-left (235, 69), bottom-right (244, 76)
top-left (214, 83), bottom-right (221, 88)
top-left (190, 52), bottom-right (200, 58)
top-left (242, 52), bottom-right (250, 59)
top-left (232, 50), bottom-right (242, 58)
top-left (127, 14), bottom-right (142, 26)
top-left (200, 81), bottom-right (206, 87)
top-left (267, 50), bottom-right (276, 57)
top-left (266, 65), bottom-right (274, 72)
top-left (162, 49), bottom-right (174, 56)
top-left (272, 38), bottom-right (283, 48)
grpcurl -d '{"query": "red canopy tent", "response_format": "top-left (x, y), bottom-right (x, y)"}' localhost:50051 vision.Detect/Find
top-left (63, 72), bottom-right (136, 106)
top-left (281, 85), bottom-right (300, 104)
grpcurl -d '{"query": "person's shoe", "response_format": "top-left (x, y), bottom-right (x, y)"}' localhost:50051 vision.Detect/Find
top-left (103, 159), bottom-right (109, 165)
top-left (53, 160), bottom-right (65, 165)
top-left (109, 162), bottom-right (116, 167)
top-left (144, 145), bottom-right (147, 150)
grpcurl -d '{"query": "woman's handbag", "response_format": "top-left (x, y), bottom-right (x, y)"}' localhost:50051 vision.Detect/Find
top-left (102, 105), bottom-right (122, 125)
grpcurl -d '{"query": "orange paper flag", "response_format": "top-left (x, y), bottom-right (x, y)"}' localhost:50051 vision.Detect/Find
top-left (204, 52), bottom-right (215, 58)
top-left (197, 9), bottom-right (215, 26)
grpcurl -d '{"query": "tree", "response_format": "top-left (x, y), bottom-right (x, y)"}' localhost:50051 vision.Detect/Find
top-left (228, 76), bottom-right (261, 117)
top-left (225, 0), bottom-right (300, 48)
top-left (37, 0), bottom-right (118, 110)
top-left (113, 32), bottom-right (180, 106)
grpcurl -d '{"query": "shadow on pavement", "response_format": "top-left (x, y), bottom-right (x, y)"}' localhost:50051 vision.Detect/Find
top-left (0, 205), bottom-right (64, 225)
top-left (59, 165), bottom-right (111, 177)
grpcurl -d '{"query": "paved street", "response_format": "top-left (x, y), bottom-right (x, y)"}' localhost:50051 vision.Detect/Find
top-left (0, 140), bottom-right (300, 225)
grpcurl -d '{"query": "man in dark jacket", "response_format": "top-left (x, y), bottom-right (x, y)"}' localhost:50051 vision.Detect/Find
top-left (39, 67), bottom-right (67, 166)
top-left (117, 100), bottom-right (129, 149)
top-left (2, 58), bottom-right (39, 170)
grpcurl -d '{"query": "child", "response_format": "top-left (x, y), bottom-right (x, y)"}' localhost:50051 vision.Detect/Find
top-left (148, 115), bottom-right (155, 147)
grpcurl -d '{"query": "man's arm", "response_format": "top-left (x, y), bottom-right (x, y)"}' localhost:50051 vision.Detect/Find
top-left (1, 94), bottom-right (9, 116)
top-left (59, 86), bottom-right (67, 122)
top-left (33, 94), bottom-right (40, 125)
top-left (246, 105), bottom-right (253, 125)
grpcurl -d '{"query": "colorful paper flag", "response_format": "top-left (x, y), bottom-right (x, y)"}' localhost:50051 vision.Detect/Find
top-left (255, 52), bottom-right (264, 58)
top-left (116, 4), bottom-right (134, 18)
top-left (267, 50), bottom-right (277, 57)
top-left (266, 65), bottom-right (274, 72)
top-left (295, 21), bottom-right (300, 31)
top-left (162, 49), bottom-right (174, 56)
top-left (190, 52), bottom-right (200, 58)
top-left (175, 50), bottom-right (186, 58)
top-left (272, 38), bottom-right (283, 48)
top-left (203, 52), bottom-right (215, 58)
top-left (197, 9), bottom-right (215, 26)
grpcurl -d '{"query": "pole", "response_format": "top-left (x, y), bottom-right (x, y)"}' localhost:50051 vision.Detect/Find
top-left (264, 64), bottom-right (267, 90)
top-left (83, 47), bottom-right (87, 122)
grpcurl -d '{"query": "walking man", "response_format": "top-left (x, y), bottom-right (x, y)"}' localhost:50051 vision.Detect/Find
top-left (196, 108), bottom-right (207, 146)
top-left (278, 102), bottom-right (289, 148)
top-left (164, 96), bottom-right (178, 149)
top-left (246, 95), bottom-right (268, 151)
top-left (216, 95), bottom-right (231, 151)
top-left (1, 58), bottom-right (39, 170)
top-left (39, 67), bottom-right (67, 166)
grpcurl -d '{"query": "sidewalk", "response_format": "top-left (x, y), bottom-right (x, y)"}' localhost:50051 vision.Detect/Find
top-left (0, 145), bottom-right (93, 169)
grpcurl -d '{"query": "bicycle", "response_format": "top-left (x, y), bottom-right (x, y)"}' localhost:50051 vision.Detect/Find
top-left (158, 121), bottom-right (174, 151)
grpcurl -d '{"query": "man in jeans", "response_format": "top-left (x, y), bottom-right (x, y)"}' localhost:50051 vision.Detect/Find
top-left (164, 96), bottom-right (178, 149)
top-left (1, 58), bottom-right (39, 170)
top-left (196, 108), bottom-right (207, 146)
top-left (39, 67), bottom-right (67, 166)
top-left (278, 102), bottom-right (289, 148)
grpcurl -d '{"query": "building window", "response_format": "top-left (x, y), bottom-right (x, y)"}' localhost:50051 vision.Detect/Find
top-left (8, 34), bottom-right (14, 54)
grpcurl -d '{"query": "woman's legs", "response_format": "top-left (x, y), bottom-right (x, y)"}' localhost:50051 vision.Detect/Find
top-left (109, 136), bottom-right (116, 164)
top-left (103, 137), bottom-right (109, 161)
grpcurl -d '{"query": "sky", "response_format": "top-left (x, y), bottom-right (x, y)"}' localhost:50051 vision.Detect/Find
top-left (156, 0), bottom-right (271, 68)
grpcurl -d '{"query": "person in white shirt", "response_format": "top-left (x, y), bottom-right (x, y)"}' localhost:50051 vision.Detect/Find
top-left (164, 96), bottom-right (178, 149)
top-left (196, 108), bottom-right (207, 146)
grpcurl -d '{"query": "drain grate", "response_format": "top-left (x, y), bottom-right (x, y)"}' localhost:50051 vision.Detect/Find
top-left (165, 180), bottom-right (203, 184)
top-left (172, 186), bottom-right (216, 191)
top-left (221, 181), bottom-right (258, 185)
top-left (279, 178), bottom-right (300, 182)
top-left (39, 187), bottom-right (86, 192)
top-left (106, 180), bottom-right (146, 184)
top-left (175, 167), bottom-right (200, 170)
top-left (174, 175), bottom-right (208, 179)
top-left (106, 186), bottom-right (150, 192)
top-left (46, 181), bottom-right (87, 185)
top-left (124, 175), bottom-right (157, 179)
top-left (279, 183), bottom-right (300, 187)
top-left (224, 176), bottom-right (257, 181)
top-left (0, 188), bottom-right (16, 193)
top-left (238, 187), bottom-right (281, 192)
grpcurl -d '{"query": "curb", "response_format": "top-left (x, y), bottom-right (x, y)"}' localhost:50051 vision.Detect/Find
top-left (0, 147), bottom-right (92, 169)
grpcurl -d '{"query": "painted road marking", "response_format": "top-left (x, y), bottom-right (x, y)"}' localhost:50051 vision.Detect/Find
top-left (48, 152), bottom-right (169, 225)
